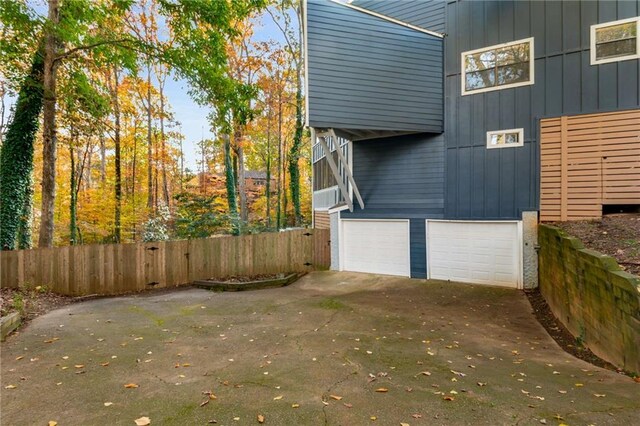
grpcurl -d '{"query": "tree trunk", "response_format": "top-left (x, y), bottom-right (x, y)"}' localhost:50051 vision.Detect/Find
top-left (276, 91), bottom-right (282, 230)
top-left (288, 74), bottom-right (304, 226)
top-left (99, 134), bottom-right (106, 184)
top-left (132, 119), bottom-right (138, 239)
top-left (234, 129), bottom-right (248, 223)
top-left (0, 46), bottom-right (44, 250)
top-left (69, 134), bottom-right (77, 245)
top-left (112, 67), bottom-right (122, 243)
top-left (16, 176), bottom-right (33, 249)
top-left (265, 107), bottom-right (271, 228)
top-left (223, 134), bottom-right (239, 235)
top-left (146, 65), bottom-right (153, 210)
top-left (38, 0), bottom-right (61, 248)
top-left (159, 83), bottom-right (170, 207)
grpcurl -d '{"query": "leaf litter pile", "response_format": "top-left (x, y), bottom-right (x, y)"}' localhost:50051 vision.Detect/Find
top-left (551, 213), bottom-right (640, 276)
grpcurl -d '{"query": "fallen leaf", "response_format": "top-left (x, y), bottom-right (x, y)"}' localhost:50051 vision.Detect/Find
top-left (343, 403), bottom-right (353, 408)
top-left (450, 370), bottom-right (466, 377)
top-left (48, 422), bottom-right (57, 426)
top-left (443, 396), bottom-right (455, 401)
top-left (257, 414), bottom-right (265, 423)
top-left (329, 395), bottom-right (342, 400)
top-left (124, 383), bottom-right (139, 389)
top-left (134, 417), bottom-right (151, 426)
top-left (104, 402), bottom-right (113, 407)
top-left (5, 385), bottom-right (17, 389)
top-left (370, 416), bottom-right (377, 421)
top-left (594, 394), bottom-right (606, 398)
top-left (558, 390), bottom-right (567, 394)
top-left (401, 423), bottom-right (410, 426)
top-left (15, 356), bottom-right (24, 361)
top-left (375, 388), bottom-right (388, 393)
top-left (200, 399), bottom-right (210, 407)
top-left (291, 404), bottom-right (300, 408)
top-left (411, 414), bottom-right (422, 419)
top-left (419, 371), bottom-right (431, 376)
top-left (233, 417), bottom-right (240, 421)
top-left (273, 395), bottom-right (283, 400)
top-left (575, 383), bottom-right (584, 387)
top-left (74, 364), bottom-right (85, 368)
top-left (100, 362), bottom-right (110, 367)
top-left (183, 363), bottom-right (191, 367)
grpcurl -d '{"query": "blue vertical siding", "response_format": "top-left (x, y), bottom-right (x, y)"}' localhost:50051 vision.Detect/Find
top-left (444, 0), bottom-right (640, 220)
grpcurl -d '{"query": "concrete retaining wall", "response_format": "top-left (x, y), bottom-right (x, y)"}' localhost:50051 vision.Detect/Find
top-left (538, 224), bottom-right (640, 373)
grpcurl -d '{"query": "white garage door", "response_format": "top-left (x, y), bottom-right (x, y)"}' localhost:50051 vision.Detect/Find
top-left (427, 221), bottom-right (522, 288)
top-left (341, 220), bottom-right (410, 277)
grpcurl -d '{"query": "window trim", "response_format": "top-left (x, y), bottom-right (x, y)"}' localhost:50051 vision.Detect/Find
top-left (461, 37), bottom-right (535, 96)
top-left (590, 16), bottom-right (640, 65)
top-left (486, 128), bottom-right (524, 149)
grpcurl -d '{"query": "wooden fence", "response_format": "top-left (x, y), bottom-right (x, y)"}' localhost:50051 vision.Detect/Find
top-left (540, 108), bottom-right (640, 221)
top-left (0, 229), bottom-right (331, 296)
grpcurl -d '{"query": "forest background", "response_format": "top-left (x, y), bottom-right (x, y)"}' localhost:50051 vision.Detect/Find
top-left (0, 0), bottom-right (311, 250)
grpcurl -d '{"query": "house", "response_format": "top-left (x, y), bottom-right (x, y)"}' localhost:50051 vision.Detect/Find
top-left (306, 0), bottom-right (640, 288)
top-left (185, 171), bottom-right (275, 195)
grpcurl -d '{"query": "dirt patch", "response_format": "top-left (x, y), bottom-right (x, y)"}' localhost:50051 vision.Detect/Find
top-left (525, 288), bottom-right (618, 372)
top-left (550, 213), bottom-right (640, 276)
top-left (0, 287), bottom-right (77, 324)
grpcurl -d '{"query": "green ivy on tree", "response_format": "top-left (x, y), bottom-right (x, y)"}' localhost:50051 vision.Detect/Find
top-left (0, 48), bottom-right (44, 250)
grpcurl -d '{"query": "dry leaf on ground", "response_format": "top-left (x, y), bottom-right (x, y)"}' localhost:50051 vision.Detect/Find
top-left (124, 383), bottom-right (139, 389)
top-left (134, 417), bottom-right (151, 425)
top-left (257, 414), bottom-right (265, 423)
top-left (329, 395), bottom-right (342, 400)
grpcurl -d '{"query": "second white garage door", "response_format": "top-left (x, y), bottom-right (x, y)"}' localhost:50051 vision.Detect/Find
top-left (426, 221), bottom-right (522, 288)
top-left (341, 220), bottom-right (410, 277)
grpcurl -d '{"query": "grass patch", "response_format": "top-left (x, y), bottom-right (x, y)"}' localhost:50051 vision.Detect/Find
top-left (128, 305), bottom-right (166, 327)
top-left (318, 298), bottom-right (347, 310)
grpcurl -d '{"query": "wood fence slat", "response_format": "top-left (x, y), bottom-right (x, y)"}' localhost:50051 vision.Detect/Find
top-left (0, 230), bottom-right (330, 295)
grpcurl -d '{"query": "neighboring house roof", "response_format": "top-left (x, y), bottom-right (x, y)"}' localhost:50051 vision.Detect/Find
top-left (245, 171), bottom-right (269, 179)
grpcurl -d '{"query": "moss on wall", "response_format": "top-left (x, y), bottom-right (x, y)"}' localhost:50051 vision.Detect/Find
top-left (539, 224), bottom-right (640, 374)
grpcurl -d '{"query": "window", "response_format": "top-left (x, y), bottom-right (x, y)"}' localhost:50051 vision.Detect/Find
top-left (486, 128), bottom-right (524, 149)
top-left (461, 38), bottom-right (534, 96)
top-left (591, 17), bottom-right (640, 65)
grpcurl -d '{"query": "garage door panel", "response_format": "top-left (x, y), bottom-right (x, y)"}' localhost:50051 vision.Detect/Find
top-left (427, 221), bottom-right (521, 288)
top-left (342, 220), bottom-right (410, 277)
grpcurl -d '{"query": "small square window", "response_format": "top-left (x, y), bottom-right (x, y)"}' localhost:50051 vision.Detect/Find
top-left (591, 17), bottom-right (640, 65)
top-left (486, 129), bottom-right (524, 149)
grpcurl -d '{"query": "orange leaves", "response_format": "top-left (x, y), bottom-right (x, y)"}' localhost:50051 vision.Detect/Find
top-left (124, 383), bottom-right (139, 389)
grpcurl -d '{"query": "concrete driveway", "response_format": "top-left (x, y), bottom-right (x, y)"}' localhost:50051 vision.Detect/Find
top-left (1, 272), bottom-right (639, 425)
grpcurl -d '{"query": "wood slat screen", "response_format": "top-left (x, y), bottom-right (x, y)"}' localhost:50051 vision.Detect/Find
top-left (313, 210), bottom-right (330, 229)
top-left (540, 109), bottom-right (640, 221)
